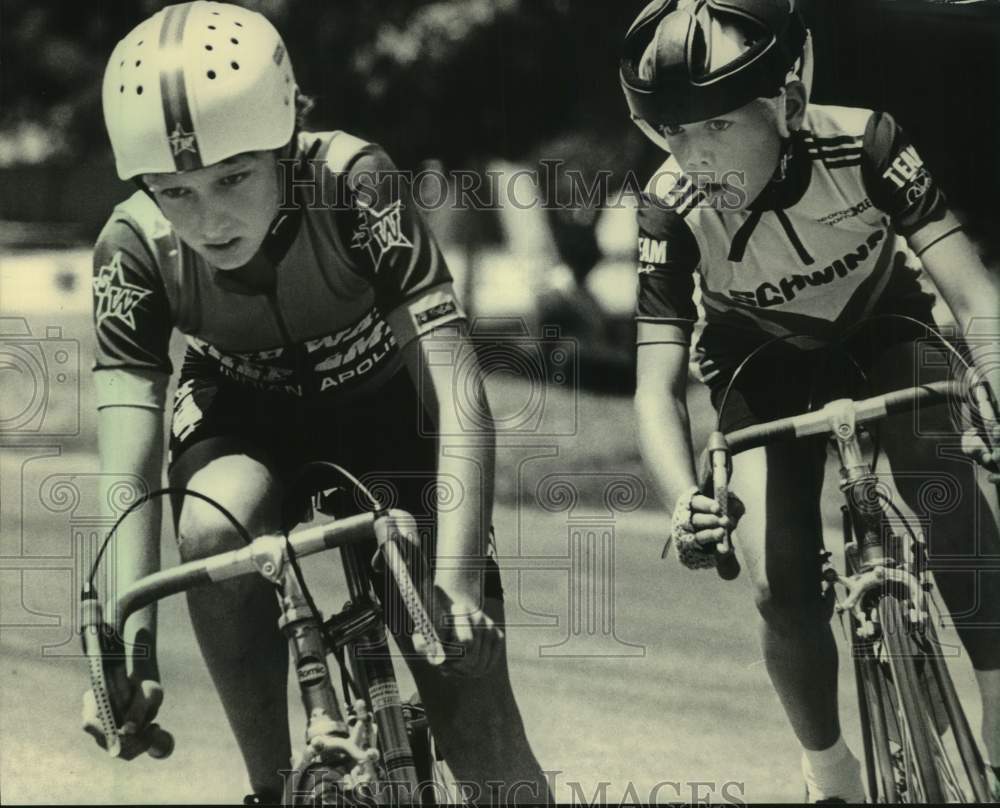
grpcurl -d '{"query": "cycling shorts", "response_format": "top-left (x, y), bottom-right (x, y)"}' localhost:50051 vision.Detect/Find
top-left (167, 348), bottom-right (503, 616)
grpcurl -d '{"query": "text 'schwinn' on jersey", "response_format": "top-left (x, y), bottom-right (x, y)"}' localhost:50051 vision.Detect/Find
top-left (634, 105), bottom-right (961, 354)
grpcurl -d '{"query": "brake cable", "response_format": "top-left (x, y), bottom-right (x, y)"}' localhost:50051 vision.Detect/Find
top-left (280, 461), bottom-right (388, 706)
top-left (86, 487), bottom-right (253, 594)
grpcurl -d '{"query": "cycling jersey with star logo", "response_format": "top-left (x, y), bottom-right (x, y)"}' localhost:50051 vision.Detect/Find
top-left (91, 130), bottom-right (463, 409)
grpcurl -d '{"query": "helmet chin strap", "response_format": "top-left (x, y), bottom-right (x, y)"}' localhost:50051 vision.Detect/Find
top-left (775, 87), bottom-right (792, 140)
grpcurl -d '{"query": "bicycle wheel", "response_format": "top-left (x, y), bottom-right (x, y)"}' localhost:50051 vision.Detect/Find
top-left (914, 617), bottom-right (993, 802)
top-left (853, 631), bottom-right (900, 803)
top-left (404, 694), bottom-right (459, 806)
top-left (287, 763), bottom-right (356, 806)
top-left (877, 594), bottom-right (946, 803)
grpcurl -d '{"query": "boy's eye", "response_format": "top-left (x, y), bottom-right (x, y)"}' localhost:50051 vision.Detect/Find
top-left (706, 120), bottom-right (732, 132)
top-left (661, 124), bottom-right (684, 137)
top-left (158, 187), bottom-right (190, 200)
top-left (219, 171), bottom-right (250, 187)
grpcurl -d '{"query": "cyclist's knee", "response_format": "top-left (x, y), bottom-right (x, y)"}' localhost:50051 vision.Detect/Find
top-left (175, 456), bottom-right (282, 561)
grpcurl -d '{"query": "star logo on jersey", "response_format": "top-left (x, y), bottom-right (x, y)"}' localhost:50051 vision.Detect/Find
top-left (167, 123), bottom-right (198, 158)
top-left (92, 251), bottom-right (151, 329)
top-left (351, 201), bottom-right (413, 272)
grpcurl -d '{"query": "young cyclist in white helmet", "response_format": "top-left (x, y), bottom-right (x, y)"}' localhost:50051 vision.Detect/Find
top-left (82, 2), bottom-right (549, 802)
top-left (622, 0), bottom-right (1000, 801)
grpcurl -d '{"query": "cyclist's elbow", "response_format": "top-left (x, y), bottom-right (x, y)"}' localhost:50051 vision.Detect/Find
top-left (634, 380), bottom-right (687, 424)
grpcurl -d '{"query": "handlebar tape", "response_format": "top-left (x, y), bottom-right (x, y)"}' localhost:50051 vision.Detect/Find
top-left (81, 591), bottom-right (174, 760)
top-left (707, 433), bottom-right (741, 581)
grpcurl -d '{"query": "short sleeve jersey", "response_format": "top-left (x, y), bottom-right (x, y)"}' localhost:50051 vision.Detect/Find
top-left (634, 105), bottom-right (958, 354)
top-left (91, 131), bottom-right (465, 409)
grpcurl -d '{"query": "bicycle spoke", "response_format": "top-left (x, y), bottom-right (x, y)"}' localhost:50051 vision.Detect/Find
top-left (882, 598), bottom-right (947, 803)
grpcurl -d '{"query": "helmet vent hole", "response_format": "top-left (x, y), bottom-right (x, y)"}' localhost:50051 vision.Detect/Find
top-left (231, 37), bottom-right (239, 44)
top-left (208, 24), bottom-right (216, 30)
top-left (234, 21), bottom-right (243, 27)
top-left (136, 85), bottom-right (143, 95)
top-left (211, 10), bottom-right (220, 14)
top-left (119, 60), bottom-right (124, 68)
top-left (135, 60), bottom-right (141, 67)
top-left (206, 44), bottom-right (213, 51)
top-left (137, 40), bottom-right (143, 46)
top-left (207, 70), bottom-right (216, 79)
top-left (119, 85), bottom-right (124, 93)
top-left (231, 61), bottom-right (239, 70)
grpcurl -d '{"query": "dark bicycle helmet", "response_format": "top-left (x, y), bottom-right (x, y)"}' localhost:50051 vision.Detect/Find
top-left (620, 0), bottom-right (812, 148)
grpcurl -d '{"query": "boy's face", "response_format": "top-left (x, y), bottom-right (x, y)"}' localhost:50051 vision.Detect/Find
top-left (656, 98), bottom-right (783, 212)
top-left (143, 151), bottom-right (280, 270)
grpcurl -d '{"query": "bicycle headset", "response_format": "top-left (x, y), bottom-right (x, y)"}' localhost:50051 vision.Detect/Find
top-left (619, 0), bottom-right (809, 142)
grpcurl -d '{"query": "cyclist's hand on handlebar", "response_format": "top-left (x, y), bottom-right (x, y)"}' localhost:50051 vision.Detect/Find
top-left (961, 424), bottom-right (1000, 483)
top-left (81, 676), bottom-right (163, 758)
top-left (667, 485), bottom-right (746, 570)
top-left (417, 582), bottom-right (503, 678)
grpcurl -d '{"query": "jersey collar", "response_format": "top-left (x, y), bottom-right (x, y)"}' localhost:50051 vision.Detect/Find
top-left (747, 130), bottom-right (812, 212)
top-left (211, 140), bottom-right (320, 294)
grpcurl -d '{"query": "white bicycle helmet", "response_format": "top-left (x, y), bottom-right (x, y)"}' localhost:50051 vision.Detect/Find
top-left (102, 1), bottom-right (297, 179)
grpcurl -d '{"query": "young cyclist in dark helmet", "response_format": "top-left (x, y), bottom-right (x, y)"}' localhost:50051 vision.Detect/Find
top-left (80, 2), bottom-right (549, 802)
top-left (621, 0), bottom-right (1000, 801)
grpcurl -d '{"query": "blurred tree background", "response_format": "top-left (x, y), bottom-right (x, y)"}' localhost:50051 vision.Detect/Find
top-left (0, 0), bottom-right (643, 168)
top-left (1, 0), bottom-right (998, 256)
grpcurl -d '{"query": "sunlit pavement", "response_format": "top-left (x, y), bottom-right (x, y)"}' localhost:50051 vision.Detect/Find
top-left (0, 251), bottom-right (982, 804)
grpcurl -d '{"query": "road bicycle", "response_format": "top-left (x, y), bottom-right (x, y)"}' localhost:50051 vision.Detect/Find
top-left (705, 377), bottom-right (998, 803)
top-left (81, 470), bottom-right (459, 805)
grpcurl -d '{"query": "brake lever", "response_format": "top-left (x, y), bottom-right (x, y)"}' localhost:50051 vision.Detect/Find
top-left (706, 432), bottom-right (741, 581)
top-left (373, 510), bottom-right (451, 665)
top-left (80, 587), bottom-right (174, 760)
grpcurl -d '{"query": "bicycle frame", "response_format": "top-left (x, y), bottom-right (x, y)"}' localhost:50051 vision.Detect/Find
top-left (704, 379), bottom-right (997, 803)
top-left (824, 403), bottom-right (992, 803)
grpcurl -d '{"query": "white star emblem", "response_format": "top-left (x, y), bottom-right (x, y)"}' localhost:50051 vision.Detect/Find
top-left (92, 252), bottom-right (152, 330)
top-left (350, 201), bottom-right (413, 272)
top-left (167, 123), bottom-right (198, 157)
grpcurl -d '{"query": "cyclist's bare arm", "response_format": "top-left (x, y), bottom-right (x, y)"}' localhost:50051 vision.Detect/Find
top-left (918, 221), bottom-right (1000, 394)
top-left (914, 216), bottom-right (1000, 472)
top-left (635, 332), bottom-right (699, 508)
top-left (399, 322), bottom-right (502, 674)
top-left (400, 322), bottom-right (495, 589)
top-left (635, 331), bottom-right (733, 560)
top-left (97, 400), bottom-right (164, 680)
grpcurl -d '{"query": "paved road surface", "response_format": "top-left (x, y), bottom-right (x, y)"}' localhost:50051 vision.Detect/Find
top-left (1, 499), bottom-right (984, 804)
top-left (0, 253), bottom-right (985, 803)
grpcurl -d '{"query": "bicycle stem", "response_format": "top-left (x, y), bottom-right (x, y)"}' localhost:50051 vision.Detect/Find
top-left (277, 568), bottom-right (348, 743)
top-left (828, 400), bottom-right (892, 570)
